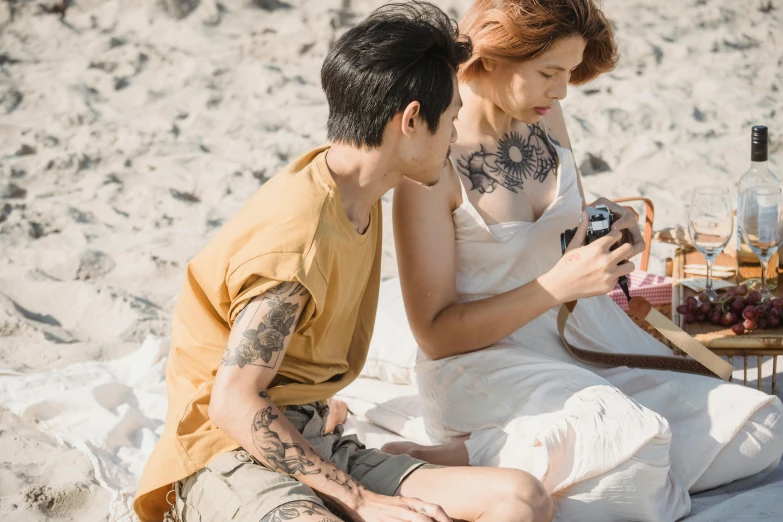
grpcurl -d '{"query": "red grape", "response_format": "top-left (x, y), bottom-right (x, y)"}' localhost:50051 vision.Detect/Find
top-left (769, 308), bottom-right (780, 319)
top-left (743, 319), bottom-right (756, 330)
top-left (747, 290), bottom-right (762, 304)
top-left (772, 298), bottom-right (783, 309)
top-left (686, 296), bottom-right (698, 307)
top-left (720, 313), bottom-right (734, 326)
top-left (736, 284), bottom-right (749, 296)
top-left (676, 304), bottom-right (688, 314)
top-left (700, 302), bottom-right (712, 313)
top-left (730, 300), bottom-right (745, 312)
top-left (698, 292), bottom-right (709, 303)
top-left (685, 312), bottom-right (697, 323)
top-left (769, 315), bottom-right (781, 328)
top-left (710, 313), bottom-right (722, 324)
top-left (743, 307), bottom-right (758, 320)
top-left (758, 317), bottom-right (769, 329)
top-left (732, 323), bottom-right (746, 335)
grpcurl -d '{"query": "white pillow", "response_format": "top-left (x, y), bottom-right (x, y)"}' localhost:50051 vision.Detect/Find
top-left (361, 277), bottom-right (419, 384)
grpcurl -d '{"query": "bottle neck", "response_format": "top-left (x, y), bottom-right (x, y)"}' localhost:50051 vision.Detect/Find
top-left (751, 141), bottom-right (768, 163)
top-left (751, 160), bottom-right (769, 171)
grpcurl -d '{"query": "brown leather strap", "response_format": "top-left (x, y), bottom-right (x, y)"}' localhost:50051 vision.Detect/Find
top-left (557, 298), bottom-right (733, 380)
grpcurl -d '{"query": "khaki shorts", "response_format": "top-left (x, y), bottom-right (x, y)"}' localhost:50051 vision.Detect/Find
top-left (174, 402), bottom-right (425, 521)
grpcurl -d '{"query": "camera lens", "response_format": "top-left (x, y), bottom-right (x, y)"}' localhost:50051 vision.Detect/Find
top-left (560, 228), bottom-right (575, 254)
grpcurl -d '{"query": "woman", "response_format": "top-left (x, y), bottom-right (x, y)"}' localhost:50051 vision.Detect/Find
top-left (386, 1), bottom-right (783, 520)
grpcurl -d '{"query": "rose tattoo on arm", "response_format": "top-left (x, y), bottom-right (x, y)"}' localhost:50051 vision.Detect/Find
top-left (222, 284), bottom-right (307, 369)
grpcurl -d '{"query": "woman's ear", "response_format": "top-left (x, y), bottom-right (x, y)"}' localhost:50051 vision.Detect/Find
top-left (400, 101), bottom-right (421, 137)
top-left (481, 57), bottom-right (496, 72)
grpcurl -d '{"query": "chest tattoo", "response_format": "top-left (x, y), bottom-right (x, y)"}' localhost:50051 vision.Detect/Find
top-left (456, 124), bottom-right (559, 194)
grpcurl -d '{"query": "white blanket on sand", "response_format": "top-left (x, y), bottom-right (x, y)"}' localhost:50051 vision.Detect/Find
top-left (1, 336), bottom-right (782, 521)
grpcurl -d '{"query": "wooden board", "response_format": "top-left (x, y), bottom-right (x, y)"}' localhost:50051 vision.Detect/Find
top-left (672, 248), bottom-right (783, 349)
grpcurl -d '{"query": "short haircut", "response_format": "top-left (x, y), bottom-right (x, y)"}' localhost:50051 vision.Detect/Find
top-left (321, 1), bottom-right (472, 148)
top-left (459, 0), bottom-right (618, 85)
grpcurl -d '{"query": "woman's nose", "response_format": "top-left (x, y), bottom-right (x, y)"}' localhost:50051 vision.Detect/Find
top-left (547, 79), bottom-right (568, 101)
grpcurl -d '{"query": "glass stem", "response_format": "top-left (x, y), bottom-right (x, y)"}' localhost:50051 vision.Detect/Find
top-left (705, 257), bottom-right (714, 293)
top-left (760, 256), bottom-right (770, 296)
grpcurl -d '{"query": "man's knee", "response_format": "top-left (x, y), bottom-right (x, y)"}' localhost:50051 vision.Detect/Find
top-left (485, 469), bottom-right (554, 522)
top-left (261, 500), bottom-right (342, 522)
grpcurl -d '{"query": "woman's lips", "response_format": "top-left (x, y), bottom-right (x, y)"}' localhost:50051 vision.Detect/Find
top-left (534, 107), bottom-right (550, 116)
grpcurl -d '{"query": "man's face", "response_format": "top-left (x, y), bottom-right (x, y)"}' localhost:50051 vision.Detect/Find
top-left (404, 79), bottom-right (462, 187)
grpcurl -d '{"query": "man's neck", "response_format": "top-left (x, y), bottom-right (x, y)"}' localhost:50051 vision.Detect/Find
top-left (325, 143), bottom-right (399, 234)
top-left (458, 82), bottom-right (515, 140)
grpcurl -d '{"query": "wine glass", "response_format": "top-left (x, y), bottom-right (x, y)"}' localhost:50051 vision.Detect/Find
top-left (688, 187), bottom-right (733, 302)
top-left (740, 186), bottom-right (783, 301)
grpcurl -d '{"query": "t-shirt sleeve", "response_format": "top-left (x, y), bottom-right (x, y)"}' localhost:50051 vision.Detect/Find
top-left (225, 252), bottom-right (327, 331)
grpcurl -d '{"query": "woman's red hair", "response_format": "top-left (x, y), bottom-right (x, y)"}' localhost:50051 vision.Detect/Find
top-left (459, 0), bottom-right (618, 85)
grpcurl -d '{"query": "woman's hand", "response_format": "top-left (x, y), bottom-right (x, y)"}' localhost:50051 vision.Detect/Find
top-left (586, 197), bottom-right (647, 258)
top-left (539, 211), bottom-right (635, 303)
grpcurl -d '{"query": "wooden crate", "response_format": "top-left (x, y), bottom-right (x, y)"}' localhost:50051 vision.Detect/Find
top-left (672, 248), bottom-right (783, 394)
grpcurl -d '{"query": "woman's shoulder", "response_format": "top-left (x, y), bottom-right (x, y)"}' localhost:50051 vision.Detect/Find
top-left (394, 160), bottom-right (462, 214)
top-left (542, 100), bottom-right (572, 149)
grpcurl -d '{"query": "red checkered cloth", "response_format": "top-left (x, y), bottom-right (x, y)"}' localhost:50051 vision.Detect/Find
top-left (609, 270), bottom-right (673, 311)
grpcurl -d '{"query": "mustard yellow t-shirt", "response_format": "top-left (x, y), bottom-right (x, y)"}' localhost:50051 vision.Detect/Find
top-left (133, 146), bottom-right (382, 522)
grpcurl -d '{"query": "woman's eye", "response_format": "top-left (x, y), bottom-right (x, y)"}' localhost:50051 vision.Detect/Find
top-left (541, 72), bottom-right (553, 79)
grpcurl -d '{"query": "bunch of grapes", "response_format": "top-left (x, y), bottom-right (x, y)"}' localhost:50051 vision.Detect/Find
top-left (675, 284), bottom-right (783, 335)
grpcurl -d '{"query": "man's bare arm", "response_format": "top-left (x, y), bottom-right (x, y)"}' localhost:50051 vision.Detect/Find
top-left (210, 282), bottom-right (446, 522)
top-left (210, 282), bottom-right (368, 516)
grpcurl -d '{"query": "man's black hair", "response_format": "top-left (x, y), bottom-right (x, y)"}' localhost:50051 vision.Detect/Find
top-left (321, 1), bottom-right (472, 148)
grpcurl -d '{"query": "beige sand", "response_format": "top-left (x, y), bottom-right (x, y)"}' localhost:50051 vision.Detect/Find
top-left (0, 0), bottom-right (781, 520)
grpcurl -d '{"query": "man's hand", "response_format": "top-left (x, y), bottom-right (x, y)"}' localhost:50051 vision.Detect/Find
top-left (324, 398), bottom-right (349, 434)
top-left (587, 197), bottom-right (646, 259)
top-left (350, 490), bottom-right (451, 522)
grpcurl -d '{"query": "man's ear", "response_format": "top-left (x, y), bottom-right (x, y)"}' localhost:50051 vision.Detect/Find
top-left (481, 57), bottom-right (496, 72)
top-left (400, 101), bottom-right (421, 138)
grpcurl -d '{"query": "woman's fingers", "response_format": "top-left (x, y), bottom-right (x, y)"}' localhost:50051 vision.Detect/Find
top-left (613, 260), bottom-right (636, 279)
top-left (564, 211), bottom-right (590, 252)
top-left (592, 230), bottom-right (624, 251)
top-left (609, 242), bottom-right (635, 264)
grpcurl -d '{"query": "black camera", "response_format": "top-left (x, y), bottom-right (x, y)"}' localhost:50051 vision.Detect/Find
top-left (560, 204), bottom-right (614, 253)
top-left (561, 204), bottom-right (632, 301)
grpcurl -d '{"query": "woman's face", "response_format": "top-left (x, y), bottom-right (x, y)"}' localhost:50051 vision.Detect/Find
top-left (483, 35), bottom-right (587, 124)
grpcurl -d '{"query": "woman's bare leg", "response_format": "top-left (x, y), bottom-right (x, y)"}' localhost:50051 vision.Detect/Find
top-left (396, 466), bottom-right (553, 522)
top-left (382, 437), bottom-right (470, 466)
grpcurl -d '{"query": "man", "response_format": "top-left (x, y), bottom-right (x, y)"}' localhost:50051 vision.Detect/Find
top-left (134, 3), bottom-right (553, 521)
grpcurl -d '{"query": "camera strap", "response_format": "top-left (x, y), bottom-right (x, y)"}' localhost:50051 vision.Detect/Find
top-left (557, 298), bottom-right (734, 380)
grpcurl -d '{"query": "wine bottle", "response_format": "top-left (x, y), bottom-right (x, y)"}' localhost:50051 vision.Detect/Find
top-left (737, 125), bottom-right (780, 290)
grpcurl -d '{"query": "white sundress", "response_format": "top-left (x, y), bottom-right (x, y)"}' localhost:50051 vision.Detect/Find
top-left (414, 131), bottom-right (783, 521)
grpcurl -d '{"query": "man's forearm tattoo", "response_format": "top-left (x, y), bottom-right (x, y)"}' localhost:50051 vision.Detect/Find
top-left (260, 500), bottom-right (335, 522)
top-left (324, 468), bottom-right (362, 491)
top-left (251, 397), bottom-right (366, 506)
top-left (457, 123), bottom-right (558, 194)
top-left (221, 295), bottom-right (299, 368)
top-left (251, 406), bottom-right (322, 476)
